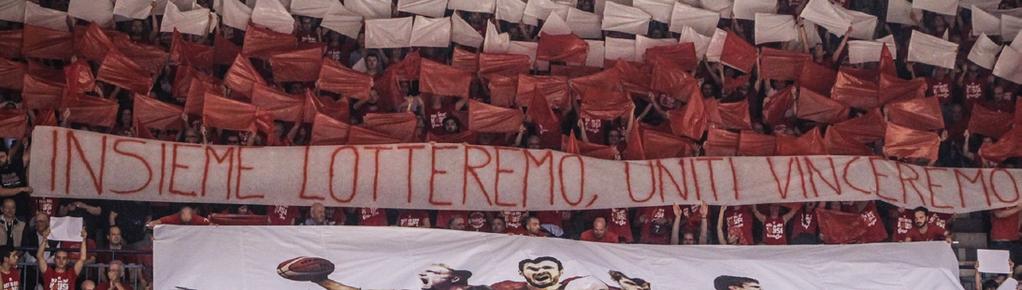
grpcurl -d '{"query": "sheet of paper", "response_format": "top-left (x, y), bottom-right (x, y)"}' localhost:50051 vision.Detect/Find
top-left (48, 217), bottom-right (84, 242)
top-left (978, 249), bottom-right (1011, 274)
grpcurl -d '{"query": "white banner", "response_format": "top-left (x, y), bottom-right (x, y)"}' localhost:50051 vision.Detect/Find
top-left (28, 127), bottom-right (1022, 213)
top-left (155, 226), bottom-right (964, 290)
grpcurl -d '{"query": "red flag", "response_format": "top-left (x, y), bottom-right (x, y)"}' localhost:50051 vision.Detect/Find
top-left (644, 43), bottom-right (698, 72)
top-left (33, 109), bottom-right (58, 127)
top-left (310, 113), bottom-right (350, 145)
top-left (184, 73), bottom-right (219, 115)
top-left (536, 32), bottom-right (588, 63)
top-left (516, 74), bottom-right (569, 109)
top-left (111, 36), bottom-right (169, 76)
top-left (468, 99), bottom-right (524, 133)
top-left (886, 97), bottom-right (944, 131)
top-left (797, 87), bottom-right (849, 124)
top-left (486, 75), bottom-right (517, 108)
top-left (817, 208), bottom-right (871, 244)
top-left (704, 128), bottom-right (739, 156)
top-left (830, 110), bottom-right (886, 144)
top-left (254, 109), bottom-right (277, 145)
top-left (64, 59), bottom-right (96, 96)
top-left (64, 95), bottom-right (119, 128)
top-left (550, 65), bottom-right (602, 78)
top-left (571, 69), bottom-right (633, 120)
top-left (0, 110), bottom-right (27, 138)
top-left (132, 94), bottom-right (184, 130)
top-left (775, 127), bottom-right (827, 156)
top-left (720, 31), bottom-right (756, 73)
top-left (75, 23), bottom-right (115, 62)
top-left (242, 24), bottom-right (298, 59)
top-left (96, 50), bottom-right (154, 94)
top-left (831, 68), bottom-right (879, 109)
top-left (879, 43), bottom-right (897, 76)
top-left (202, 93), bottom-right (257, 131)
top-left (0, 29), bottom-right (22, 58)
top-left (22, 73), bottom-right (64, 110)
top-left (759, 48), bottom-right (811, 81)
top-left (824, 126), bottom-right (874, 155)
top-left (715, 100), bottom-right (753, 130)
top-left (641, 129), bottom-right (696, 159)
top-left (798, 61), bottom-right (836, 97)
top-left (251, 83), bottom-right (304, 122)
top-left (526, 88), bottom-right (560, 137)
top-left (738, 131), bottom-right (777, 156)
top-left (878, 74), bottom-right (927, 105)
top-left (317, 58), bottom-right (373, 100)
top-left (224, 54), bottom-right (268, 98)
top-left (670, 87), bottom-right (707, 140)
top-left (22, 25), bottom-right (73, 60)
top-left (979, 127), bottom-right (1022, 162)
top-left (172, 64), bottom-right (197, 99)
top-left (270, 43), bottom-right (325, 82)
top-left (374, 53), bottom-right (421, 108)
top-left (964, 104), bottom-right (1013, 137)
top-left (451, 47), bottom-right (479, 72)
top-left (303, 92), bottom-right (349, 124)
top-left (478, 53), bottom-right (531, 79)
top-left (562, 132), bottom-right (619, 160)
top-left (621, 124), bottom-right (645, 160)
top-left (609, 60), bottom-right (652, 94)
top-left (420, 59), bottom-right (473, 98)
top-left (214, 32), bottom-right (242, 65)
top-left (762, 88), bottom-right (795, 126)
top-left (427, 130), bottom-right (478, 143)
top-left (0, 58), bottom-right (25, 91)
top-left (883, 122), bottom-right (940, 162)
top-left (348, 124), bottom-right (404, 145)
top-left (171, 30), bottom-right (215, 71)
top-left (650, 62), bottom-right (698, 102)
top-left (362, 112), bottom-right (418, 141)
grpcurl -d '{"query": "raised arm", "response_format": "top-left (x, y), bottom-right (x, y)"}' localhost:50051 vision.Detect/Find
top-left (73, 229), bottom-right (87, 275)
top-left (831, 28), bottom-right (852, 64)
top-left (37, 229), bottom-right (49, 274)
top-left (751, 205), bottom-right (766, 222)
top-left (716, 206), bottom-right (727, 244)
top-left (670, 204), bottom-right (683, 245)
top-left (781, 204), bottom-right (801, 222)
top-left (698, 203), bottom-right (709, 245)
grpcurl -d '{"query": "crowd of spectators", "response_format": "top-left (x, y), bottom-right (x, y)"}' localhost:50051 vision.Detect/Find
top-left (0, 0), bottom-right (1021, 289)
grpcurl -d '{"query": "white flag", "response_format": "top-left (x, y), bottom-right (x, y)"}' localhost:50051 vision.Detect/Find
top-left (540, 12), bottom-right (573, 35)
top-left (996, 7), bottom-right (1022, 18)
top-left (907, 30), bottom-right (959, 69)
top-left (113, 0), bottom-right (154, 20)
top-left (679, 26), bottom-right (711, 59)
top-left (585, 39), bottom-right (605, 68)
top-left (320, 2), bottom-right (363, 39)
top-left (365, 17), bottom-right (413, 48)
top-left (567, 8), bottom-right (603, 39)
top-left (968, 34), bottom-right (1001, 69)
top-left (0, 0), bottom-right (24, 23)
top-left (848, 38), bottom-right (897, 64)
top-left (602, 1), bottom-right (651, 35)
top-left (220, 0), bottom-right (251, 31)
top-left (886, 0), bottom-right (917, 25)
top-left (154, 0), bottom-right (196, 16)
top-left (913, 0), bottom-right (959, 16)
top-left (495, 0), bottom-right (526, 23)
top-left (69, 0), bottom-right (114, 27)
top-left (993, 46), bottom-right (1022, 84)
top-left (604, 36), bottom-right (637, 62)
top-left (960, 0), bottom-right (1001, 11)
top-left (800, 0), bottom-right (851, 36)
top-left (484, 21), bottom-right (511, 53)
top-left (1004, 15), bottom-right (1022, 41)
top-left (799, 20), bottom-right (824, 47)
top-left (700, 0), bottom-right (734, 18)
top-left (347, 0), bottom-right (392, 19)
top-left (972, 6), bottom-right (1001, 36)
top-left (635, 35), bottom-right (676, 60)
top-left (1013, 30), bottom-right (1022, 50)
top-left (397, 0), bottom-right (447, 18)
top-left (754, 13), bottom-right (797, 45)
top-left (732, 0), bottom-right (777, 20)
top-left (846, 9), bottom-right (878, 39)
top-left (290, 0), bottom-right (335, 18)
top-left (670, 3), bottom-right (720, 36)
top-left (633, 0), bottom-right (674, 23)
top-left (509, 41), bottom-right (538, 65)
top-left (409, 16), bottom-right (451, 48)
top-left (25, 2), bottom-right (70, 31)
top-left (161, 4), bottom-right (214, 35)
top-left (523, 0), bottom-right (557, 26)
top-left (705, 28), bottom-right (727, 62)
top-left (451, 12), bottom-right (483, 48)
top-left (252, 0), bottom-right (294, 34)
top-left (449, 0), bottom-right (496, 13)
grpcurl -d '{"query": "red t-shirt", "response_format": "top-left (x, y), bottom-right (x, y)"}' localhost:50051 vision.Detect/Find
top-left (580, 230), bottom-right (620, 243)
top-left (790, 207), bottom-right (818, 238)
top-left (906, 224), bottom-right (946, 242)
top-left (928, 213), bottom-right (952, 231)
top-left (57, 240), bottom-right (96, 261)
top-left (397, 210), bottom-right (430, 227)
top-left (435, 211), bottom-right (468, 229)
top-left (964, 79), bottom-right (986, 100)
top-left (858, 202), bottom-right (888, 243)
top-left (597, 208), bottom-right (633, 243)
top-left (34, 198), bottom-right (59, 217)
top-left (990, 211), bottom-right (1020, 241)
top-left (96, 282), bottom-right (134, 290)
top-left (927, 77), bottom-right (952, 103)
top-left (425, 97), bottom-right (460, 135)
top-left (358, 208), bottom-right (388, 226)
top-left (762, 217), bottom-right (787, 245)
top-left (43, 269), bottom-right (77, 290)
top-left (502, 211), bottom-right (527, 233)
top-left (266, 205), bottom-right (300, 225)
top-left (534, 211), bottom-right (566, 228)
top-left (158, 214), bottom-right (211, 225)
top-left (725, 206), bottom-right (754, 245)
top-left (892, 211), bottom-right (914, 242)
top-left (467, 212), bottom-right (490, 232)
top-left (0, 268), bottom-right (18, 290)
top-left (638, 206), bottom-right (674, 245)
top-left (579, 115), bottom-right (610, 144)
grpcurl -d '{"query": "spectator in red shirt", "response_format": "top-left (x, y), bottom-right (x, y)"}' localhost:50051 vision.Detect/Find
top-left (490, 217), bottom-right (507, 234)
top-left (396, 210), bottom-right (431, 228)
top-left (0, 247), bottom-right (20, 290)
top-left (96, 260), bottom-right (133, 290)
top-left (501, 211), bottom-right (527, 235)
top-left (672, 203), bottom-right (709, 245)
top-left (146, 206), bottom-right (210, 228)
top-left (637, 206), bottom-right (673, 244)
top-left (357, 208), bottom-right (388, 226)
top-left (523, 216), bottom-right (547, 237)
top-left (752, 204), bottom-right (798, 245)
top-left (904, 207), bottom-right (948, 242)
top-left (266, 205), bottom-right (299, 225)
top-left (37, 228), bottom-right (86, 290)
top-left (579, 217), bottom-right (619, 243)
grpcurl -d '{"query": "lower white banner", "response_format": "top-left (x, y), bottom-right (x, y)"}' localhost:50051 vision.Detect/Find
top-left (154, 226), bottom-right (964, 290)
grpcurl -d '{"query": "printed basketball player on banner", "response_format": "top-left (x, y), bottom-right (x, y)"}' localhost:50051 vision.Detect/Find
top-left (276, 256), bottom-right (652, 290)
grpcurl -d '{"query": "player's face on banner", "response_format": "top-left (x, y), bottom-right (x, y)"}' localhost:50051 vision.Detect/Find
top-left (522, 261), bottom-right (561, 288)
top-left (418, 265), bottom-right (454, 289)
